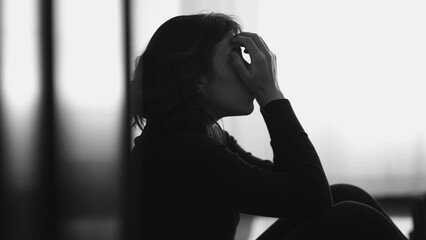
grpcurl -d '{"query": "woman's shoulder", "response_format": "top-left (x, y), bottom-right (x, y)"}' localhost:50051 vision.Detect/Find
top-left (138, 130), bottom-right (236, 172)
top-left (165, 130), bottom-right (226, 151)
top-left (134, 128), bottom-right (225, 152)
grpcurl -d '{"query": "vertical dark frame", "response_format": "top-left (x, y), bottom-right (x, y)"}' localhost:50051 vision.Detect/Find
top-left (0, 0), bottom-right (5, 238)
top-left (38, 0), bottom-right (59, 239)
top-left (121, 0), bottom-right (133, 239)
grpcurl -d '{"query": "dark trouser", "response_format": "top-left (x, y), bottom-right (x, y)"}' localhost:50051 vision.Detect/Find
top-left (257, 184), bottom-right (408, 240)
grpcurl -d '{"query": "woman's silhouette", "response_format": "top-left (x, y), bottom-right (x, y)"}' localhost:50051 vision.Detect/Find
top-left (130, 13), bottom-right (407, 240)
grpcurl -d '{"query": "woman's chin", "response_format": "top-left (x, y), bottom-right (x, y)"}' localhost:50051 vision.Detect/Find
top-left (247, 103), bottom-right (255, 115)
top-left (237, 103), bottom-right (255, 116)
top-left (217, 102), bottom-right (255, 118)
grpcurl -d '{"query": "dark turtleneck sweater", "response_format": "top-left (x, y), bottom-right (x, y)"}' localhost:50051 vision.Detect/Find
top-left (130, 99), bottom-right (332, 239)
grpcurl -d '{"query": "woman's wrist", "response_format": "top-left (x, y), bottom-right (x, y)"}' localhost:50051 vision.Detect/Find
top-left (256, 90), bottom-right (285, 108)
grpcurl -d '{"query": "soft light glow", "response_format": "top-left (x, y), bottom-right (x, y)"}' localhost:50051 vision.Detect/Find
top-left (54, 0), bottom-right (125, 238)
top-left (55, 0), bottom-right (124, 162)
top-left (2, 0), bottom-right (40, 112)
top-left (1, 0), bottom-right (40, 191)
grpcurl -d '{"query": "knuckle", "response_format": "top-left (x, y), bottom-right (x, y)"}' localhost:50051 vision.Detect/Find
top-left (265, 53), bottom-right (273, 62)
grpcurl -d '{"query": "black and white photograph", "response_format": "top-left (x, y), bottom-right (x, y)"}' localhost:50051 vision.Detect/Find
top-left (1, 0), bottom-right (425, 239)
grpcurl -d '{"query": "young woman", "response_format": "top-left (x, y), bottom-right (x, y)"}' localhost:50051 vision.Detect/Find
top-left (129, 13), bottom-right (407, 240)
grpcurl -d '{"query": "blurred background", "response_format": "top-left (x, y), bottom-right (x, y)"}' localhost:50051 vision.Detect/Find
top-left (1, 0), bottom-right (425, 239)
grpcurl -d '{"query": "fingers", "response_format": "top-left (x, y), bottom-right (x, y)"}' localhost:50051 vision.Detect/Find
top-left (230, 32), bottom-right (270, 56)
top-left (259, 36), bottom-right (270, 51)
top-left (229, 32), bottom-right (281, 103)
top-left (239, 32), bottom-right (270, 53)
top-left (230, 35), bottom-right (263, 61)
top-left (230, 52), bottom-right (251, 80)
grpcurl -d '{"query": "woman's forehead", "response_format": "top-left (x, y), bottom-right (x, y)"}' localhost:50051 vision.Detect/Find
top-left (217, 31), bottom-right (237, 48)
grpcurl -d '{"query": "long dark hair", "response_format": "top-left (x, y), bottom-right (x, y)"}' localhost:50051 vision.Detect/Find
top-left (130, 13), bottom-right (241, 139)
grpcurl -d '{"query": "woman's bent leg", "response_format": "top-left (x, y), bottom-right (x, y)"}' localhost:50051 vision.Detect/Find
top-left (331, 184), bottom-right (388, 217)
top-left (257, 184), bottom-right (407, 240)
top-left (330, 183), bottom-right (406, 237)
top-left (285, 201), bottom-right (407, 240)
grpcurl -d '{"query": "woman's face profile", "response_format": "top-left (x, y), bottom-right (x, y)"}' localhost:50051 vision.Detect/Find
top-left (201, 31), bottom-right (255, 120)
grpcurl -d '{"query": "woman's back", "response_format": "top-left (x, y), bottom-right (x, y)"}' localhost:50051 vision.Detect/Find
top-left (131, 122), bottom-right (240, 239)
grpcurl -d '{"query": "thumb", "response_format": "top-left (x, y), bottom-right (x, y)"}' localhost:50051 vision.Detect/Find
top-left (230, 52), bottom-right (250, 80)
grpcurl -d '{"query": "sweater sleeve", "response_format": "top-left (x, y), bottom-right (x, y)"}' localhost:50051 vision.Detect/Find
top-left (225, 132), bottom-right (275, 170)
top-left (260, 99), bottom-right (333, 212)
top-left (165, 99), bottom-right (332, 219)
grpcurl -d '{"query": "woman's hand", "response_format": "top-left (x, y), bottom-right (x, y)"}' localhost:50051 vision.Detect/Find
top-left (230, 32), bottom-right (284, 107)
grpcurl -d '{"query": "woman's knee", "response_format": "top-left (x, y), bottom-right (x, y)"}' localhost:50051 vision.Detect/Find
top-left (326, 201), bottom-right (403, 238)
top-left (331, 183), bottom-right (375, 204)
top-left (287, 201), bottom-right (405, 240)
top-left (329, 201), bottom-right (380, 218)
